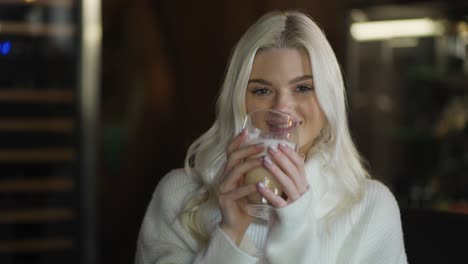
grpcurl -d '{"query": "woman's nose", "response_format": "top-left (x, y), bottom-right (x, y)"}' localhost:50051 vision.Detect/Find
top-left (272, 93), bottom-right (294, 113)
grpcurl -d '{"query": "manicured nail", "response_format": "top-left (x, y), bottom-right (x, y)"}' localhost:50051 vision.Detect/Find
top-left (269, 145), bottom-right (278, 153)
top-left (257, 182), bottom-right (266, 189)
top-left (279, 143), bottom-right (288, 149)
top-left (263, 156), bottom-right (272, 165)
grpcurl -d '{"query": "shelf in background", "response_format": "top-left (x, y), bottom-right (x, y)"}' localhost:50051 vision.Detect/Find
top-left (0, 237), bottom-right (74, 253)
top-left (0, 208), bottom-right (75, 223)
top-left (0, 177), bottom-right (73, 192)
top-left (0, 0), bottom-right (74, 8)
top-left (0, 148), bottom-right (75, 162)
top-left (0, 90), bottom-right (74, 103)
top-left (0, 119), bottom-right (74, 132)
top-left (0, 21), bottom-right (75, 37)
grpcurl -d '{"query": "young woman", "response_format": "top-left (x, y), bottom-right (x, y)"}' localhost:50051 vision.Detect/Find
top-left (136, 10), bottom-right (407, 264)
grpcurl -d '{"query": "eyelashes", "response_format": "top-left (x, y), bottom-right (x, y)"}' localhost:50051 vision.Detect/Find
top-left (294, 85), bottom-right (314, 93)
top-left (249, 85), bottom-right (314, 96)
top-left (251, 88), bottom-right (272, 96)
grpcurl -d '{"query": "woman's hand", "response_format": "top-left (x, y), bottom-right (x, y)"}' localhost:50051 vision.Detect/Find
top-left (218, 129), bottom-right (264, 245)
top-left (257, 143), bottom-right (308, 208)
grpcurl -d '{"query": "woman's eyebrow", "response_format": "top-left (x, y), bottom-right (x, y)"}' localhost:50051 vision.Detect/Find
top-left (248, 75), bottom-right (313, 86)
top-left (289, 75), bottom-right (313, 84)
top-left (247, 79), bottom-right (272, 86)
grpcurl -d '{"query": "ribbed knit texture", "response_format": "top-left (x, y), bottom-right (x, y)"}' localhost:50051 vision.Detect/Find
top-left (245, 219), bottom-right (268, 251)
top-left (135, 165), bottom-right (408, 264)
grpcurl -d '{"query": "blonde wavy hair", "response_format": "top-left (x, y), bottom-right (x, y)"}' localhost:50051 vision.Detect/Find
top-left (180, 10), bottom-right (369, 243)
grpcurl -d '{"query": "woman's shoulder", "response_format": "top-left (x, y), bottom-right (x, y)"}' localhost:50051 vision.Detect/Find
top-left (156, 168), bottom-right (199, 192)
top-left (360, 179), bottom-right (401, 216)
top-left (152, 168), bottom-right (202, 214)
top-left (364, 179), bottom-right (397, 200)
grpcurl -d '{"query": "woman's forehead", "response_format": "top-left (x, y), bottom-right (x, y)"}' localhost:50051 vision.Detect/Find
top-left (250, 48), bottom-right (312, 79)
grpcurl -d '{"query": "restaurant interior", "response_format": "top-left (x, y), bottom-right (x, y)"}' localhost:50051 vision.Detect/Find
top-left (0, 0), bottom-right (466, 263)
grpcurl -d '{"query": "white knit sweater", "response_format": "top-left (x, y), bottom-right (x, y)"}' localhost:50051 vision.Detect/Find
top-left (135, 158), bottom-right (408, 264)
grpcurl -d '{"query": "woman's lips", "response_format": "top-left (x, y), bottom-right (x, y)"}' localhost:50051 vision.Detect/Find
top-left (266, 119), bottom-right (299, 133)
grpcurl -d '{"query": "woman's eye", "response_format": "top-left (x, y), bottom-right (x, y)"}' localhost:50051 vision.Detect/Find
top-left (252, 88), bottom-right (271, 96)
top-left (295, 85), bottom-right (313, 93)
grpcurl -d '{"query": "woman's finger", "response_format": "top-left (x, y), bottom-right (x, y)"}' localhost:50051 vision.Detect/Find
top-left (256, 182), bottom-right (287, 208)
top-left (278, 143), bottom-right (305, 173)
top-left (220, 158), bottom-right (263, 192)
top-left (219, 184), bottom-right (257, 205)
top-left (263, 156), bottom-right (300, 201)
top-left (225, 143), bottom-right (264, 172)
top-left (268, 146), bottom-right (300, 178)
top-left (226, 129), bottom-right (247, 154)
top-left (272, 144), bottom-right (308, 193)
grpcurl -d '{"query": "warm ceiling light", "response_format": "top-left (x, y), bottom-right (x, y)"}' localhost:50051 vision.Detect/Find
top-left (351, 18), bottom-right (444, 41)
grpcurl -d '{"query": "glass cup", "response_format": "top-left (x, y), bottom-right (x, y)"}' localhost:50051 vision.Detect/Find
top-left (242, 109), bottom-right (299, 206)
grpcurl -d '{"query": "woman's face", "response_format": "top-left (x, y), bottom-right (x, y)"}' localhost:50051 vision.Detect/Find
top-left (245, 47), bottom-right (326, 155)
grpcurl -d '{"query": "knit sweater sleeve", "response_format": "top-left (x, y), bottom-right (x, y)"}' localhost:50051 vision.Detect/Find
top-left (350, 181), bottom-right (408, 264)
top-left (264, 179), bottom-right (408, 264)
top-left (135, 169), bottom-right (258, 264)
top-left (265, 188), bottom-right (318, 263)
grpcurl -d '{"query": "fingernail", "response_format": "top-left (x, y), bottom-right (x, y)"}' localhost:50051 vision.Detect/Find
top-left (263, 156), bottom-right (272, 165)
top-left (269, 145), bottom-right (278, 153)
top-left (257, 182), bottom-right (266, 189)
top-left (256, 142), bottom-right (265, 148)
top-left (279, 143), bottom-right (288, 149)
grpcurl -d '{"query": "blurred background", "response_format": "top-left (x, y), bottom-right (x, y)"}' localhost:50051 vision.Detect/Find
top-left (0, 0), bottom-right (466, 263)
